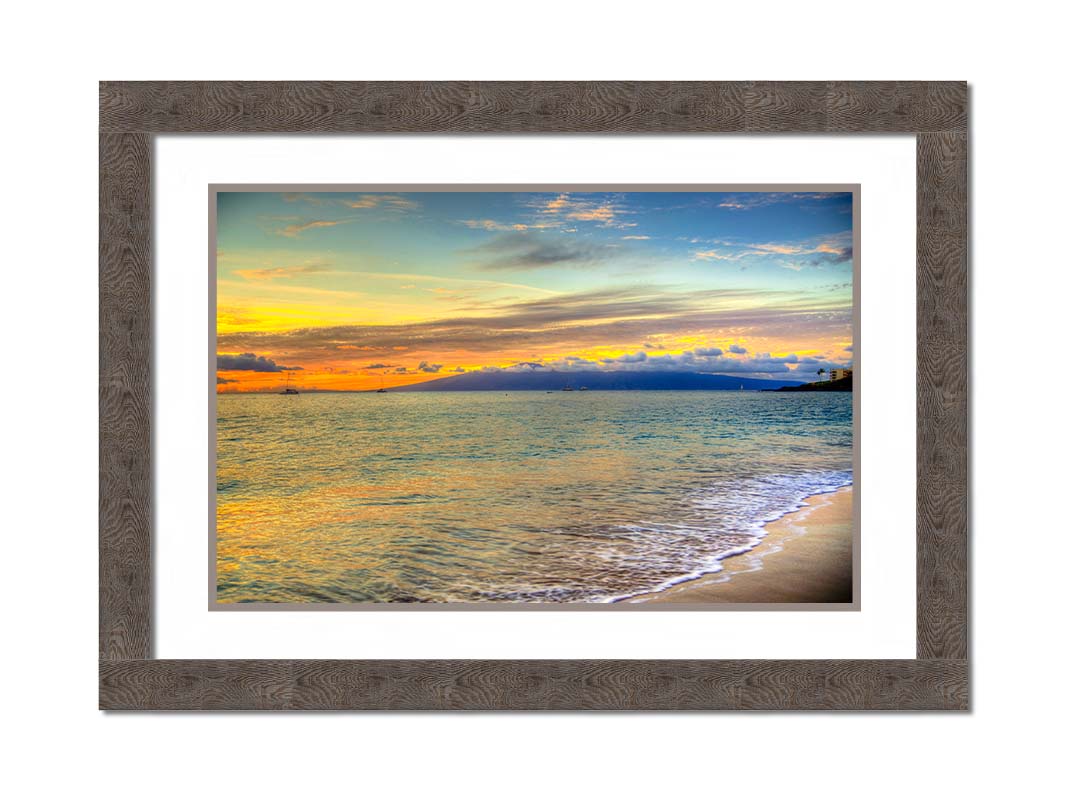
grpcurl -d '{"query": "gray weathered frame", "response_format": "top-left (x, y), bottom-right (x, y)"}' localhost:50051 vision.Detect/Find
top-left (100, 81), bottom-right (968, 710)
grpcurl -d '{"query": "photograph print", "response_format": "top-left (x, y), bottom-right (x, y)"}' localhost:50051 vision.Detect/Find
top-left (213, 187), bottom-right (855, 606)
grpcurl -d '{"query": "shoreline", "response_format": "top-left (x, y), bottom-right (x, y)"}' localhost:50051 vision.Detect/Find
top-left (619, 486), bottom-right (853, 604)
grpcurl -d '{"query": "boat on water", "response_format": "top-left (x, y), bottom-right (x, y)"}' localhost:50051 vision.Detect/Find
top-left (562, 386), bottom-right (575, 392)
top-left (578, 386), bottom-right (588, 391)
top-left (279, 372), bottom-right (299, 395)
top-left (375, 376), bottom-right (387, 393)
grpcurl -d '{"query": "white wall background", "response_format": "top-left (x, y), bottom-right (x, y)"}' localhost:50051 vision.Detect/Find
top-left (2, 2), bottom-right (1062, 798)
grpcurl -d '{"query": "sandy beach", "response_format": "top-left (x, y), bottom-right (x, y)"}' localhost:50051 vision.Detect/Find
top-left (620, 486), bottom-right (854, 605)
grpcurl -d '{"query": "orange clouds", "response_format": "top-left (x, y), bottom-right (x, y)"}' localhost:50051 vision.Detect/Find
top-left (277, 219), bottom-right (346, 238)
top-left (234, 261), bottom-right (331, 281)
top-left (693, 249), bottom-right (743, 262)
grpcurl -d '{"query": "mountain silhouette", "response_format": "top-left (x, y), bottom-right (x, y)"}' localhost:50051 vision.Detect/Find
top-left (389, 370), bottom-right (803, 392)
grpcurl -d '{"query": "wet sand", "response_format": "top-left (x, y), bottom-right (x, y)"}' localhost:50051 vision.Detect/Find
top-left (620, 486), bottom-right (853, 604)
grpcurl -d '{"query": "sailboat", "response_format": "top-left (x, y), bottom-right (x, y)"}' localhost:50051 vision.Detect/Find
top-left (279, 372), bottom-right (299, 395)
top-left (376, 376), bottom-right (387, 393)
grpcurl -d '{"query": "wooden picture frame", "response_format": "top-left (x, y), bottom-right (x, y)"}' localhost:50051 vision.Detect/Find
top-left (99, 81), bottom-right (968, 710)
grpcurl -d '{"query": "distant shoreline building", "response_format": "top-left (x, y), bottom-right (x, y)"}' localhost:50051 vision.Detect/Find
top-left (829, 368), bottom-right (853, 382)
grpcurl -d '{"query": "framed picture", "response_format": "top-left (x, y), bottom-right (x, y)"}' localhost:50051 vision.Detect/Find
top-left (212, 183), bottom-right (858, 610)
top-left (100, 81), bottom-right (967, 709)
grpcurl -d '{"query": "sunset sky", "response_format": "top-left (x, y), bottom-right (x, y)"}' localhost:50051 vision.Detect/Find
top-left (216, 190), bottom-right (854, 392)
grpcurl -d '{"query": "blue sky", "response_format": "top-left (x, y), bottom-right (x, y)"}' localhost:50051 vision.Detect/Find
top-left (216, 190), bottom-right (854, 390)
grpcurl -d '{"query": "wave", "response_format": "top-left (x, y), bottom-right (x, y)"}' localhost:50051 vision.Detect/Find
top-left (458, 470), bottom-right (853, 604)
top-left (607, 469), bottom-right (854, 602)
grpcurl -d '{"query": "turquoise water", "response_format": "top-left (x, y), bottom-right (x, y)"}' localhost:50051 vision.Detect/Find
top-left (216, 391), bottom-right (853, 603)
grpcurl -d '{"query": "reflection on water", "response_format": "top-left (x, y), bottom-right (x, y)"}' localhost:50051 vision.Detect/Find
top-left (216, 391), bottom-right (852, 603)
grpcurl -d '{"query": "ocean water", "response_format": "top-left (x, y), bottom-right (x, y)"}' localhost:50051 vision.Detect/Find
top-left (216, 391), bottom-right (853, 603)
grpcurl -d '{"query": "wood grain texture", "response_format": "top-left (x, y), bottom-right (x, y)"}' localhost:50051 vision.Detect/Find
top-left (99, 81), bottom-right (966, 134)
top-left (98, 81), bottom-right (969, 709)
top-left (99, 131), bottom-right (152, 661)
top-left (100, 659), bottom-right (967, 710)
top-left (916, 131), bottom-right (969, 660)
top-left (829, 82), bottom-right (966, 133)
